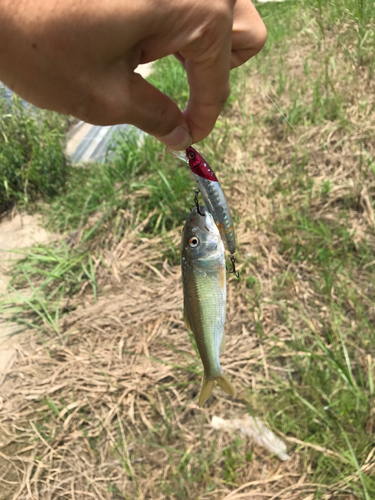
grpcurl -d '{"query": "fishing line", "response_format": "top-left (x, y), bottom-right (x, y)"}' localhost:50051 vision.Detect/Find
top-left (255, 80), bottom-right (321, 167)
top-left (256, 81), bottom-right (300, 139)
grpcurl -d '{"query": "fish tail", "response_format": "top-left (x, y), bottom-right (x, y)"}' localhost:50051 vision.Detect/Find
top-left (198, 373), bottom-right (236, 407)
top-left (217, 373), bottom-right (236, 398)
top-left (198, 379), bottom-right (216, 407)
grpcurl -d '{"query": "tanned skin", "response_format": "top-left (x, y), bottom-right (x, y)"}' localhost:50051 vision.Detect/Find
top-left (0, 0), bottom-right (266, 149)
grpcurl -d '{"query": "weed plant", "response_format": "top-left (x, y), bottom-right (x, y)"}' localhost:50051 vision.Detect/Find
top-left (0, 92), bottom-right (68, 209)
top-left (3, 128), bottom-right (193, 330)
top-left (47, 129), bottom-right (192, 236)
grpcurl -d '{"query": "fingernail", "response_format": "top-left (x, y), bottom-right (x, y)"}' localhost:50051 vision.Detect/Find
top-left (157, 126), bottom-right (192, 151)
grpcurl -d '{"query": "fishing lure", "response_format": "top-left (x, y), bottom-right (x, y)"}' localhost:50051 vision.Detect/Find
top-left (167, 147), bottom-right (237, 276)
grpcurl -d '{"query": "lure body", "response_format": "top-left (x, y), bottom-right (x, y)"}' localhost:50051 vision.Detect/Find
top-left (167, 146), bottom-right (236, 255)
top-left (181, 206), bottom-right (236, 406)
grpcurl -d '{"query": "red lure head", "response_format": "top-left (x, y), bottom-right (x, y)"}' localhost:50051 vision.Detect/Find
top-left (186, 147), bottom-right (218, 182)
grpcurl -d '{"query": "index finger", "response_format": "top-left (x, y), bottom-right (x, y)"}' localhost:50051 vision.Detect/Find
top-left (181, 32), bottom-right (232, 143)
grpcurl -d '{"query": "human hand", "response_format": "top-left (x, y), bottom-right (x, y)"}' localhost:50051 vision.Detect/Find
top-left (0, 0), bottom-right (266, 149)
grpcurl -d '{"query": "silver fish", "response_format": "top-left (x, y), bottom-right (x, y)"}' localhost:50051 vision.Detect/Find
top-left (181, 206), bottom-right (236, 406)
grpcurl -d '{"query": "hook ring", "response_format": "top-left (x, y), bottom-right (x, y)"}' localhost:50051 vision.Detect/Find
top-left (194, 188), bottom-right (204, 216)
top-left (229, 255), bottom-right (240, 278)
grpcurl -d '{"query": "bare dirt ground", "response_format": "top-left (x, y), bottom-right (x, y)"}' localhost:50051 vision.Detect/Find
top-left (0, 212), bottom-right (55, 393)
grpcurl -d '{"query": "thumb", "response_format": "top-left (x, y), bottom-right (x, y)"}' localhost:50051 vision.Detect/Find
top-left (120, 73), bottom-right (192, 150)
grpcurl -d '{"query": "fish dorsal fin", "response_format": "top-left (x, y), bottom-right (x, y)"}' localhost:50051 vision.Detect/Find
top-left (184, 309), bottom-right (192, 331)
top-left (220, 331), bottom-right (226, 354)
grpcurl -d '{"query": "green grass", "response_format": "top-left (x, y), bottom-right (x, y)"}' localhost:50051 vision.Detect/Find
top-left (235, 1), bottom-right (375, 495)
top-left (261, 206), bottom-right (375, 494)
top-left (44, 129), bottom-right (192, 237)
top-left (2, 0), bottom-right (375, 498)
top-left (0, 92), bottom-right (69, 208)
top-left (1, 129), bottom-right (193, 333)
top-left (2, 243), bottom-right (99, 335)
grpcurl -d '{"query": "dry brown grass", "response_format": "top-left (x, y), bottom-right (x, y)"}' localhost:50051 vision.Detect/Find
top-left (2, 14), bottom-right (375, 500)
top-left (1, 184), bottom-right (372, 499)
top-left (0, 246), bottom-right (359, 499)
top-left (0, 228), bottom-right (300, 499)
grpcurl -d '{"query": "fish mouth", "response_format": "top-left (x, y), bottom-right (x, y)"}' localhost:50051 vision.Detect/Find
top-left (190, 206), bottom-right (208, 217)
top-left (185, 208), bottom-right (220, 241)
top-left (187, 207), bottom-right (211, 230)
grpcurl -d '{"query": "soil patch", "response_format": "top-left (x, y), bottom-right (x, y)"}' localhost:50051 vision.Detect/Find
top-left (0, 211), bottom-right (56, 389)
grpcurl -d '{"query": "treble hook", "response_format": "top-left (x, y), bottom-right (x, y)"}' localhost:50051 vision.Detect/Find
top-left (228, 255), bottom-right (240, 278)
top-left (194, 188), bottom-right (204, 216)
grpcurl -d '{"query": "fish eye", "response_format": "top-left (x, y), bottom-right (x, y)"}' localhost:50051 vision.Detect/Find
top-left (189, 236), bottom-right (199, 248)
top-left (188, 151), bottom-right (195, 159)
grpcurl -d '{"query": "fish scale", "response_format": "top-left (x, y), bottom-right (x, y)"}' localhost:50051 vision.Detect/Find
top-left (183, 269), bottom-right (225, 379)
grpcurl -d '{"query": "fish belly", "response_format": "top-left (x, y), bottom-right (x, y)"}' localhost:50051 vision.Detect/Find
top-left (182, 265), bottom-right (225, 379)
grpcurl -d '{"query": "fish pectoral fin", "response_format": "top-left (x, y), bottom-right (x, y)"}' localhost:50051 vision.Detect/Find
top-left (217, 373), bottom-right (236, 398)
top-left (183, 309), bottom-right (192, 331)
top-left (198, 378), bottom-right (216, 407)
top-left (220, 331), bottom-right (226, 354)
